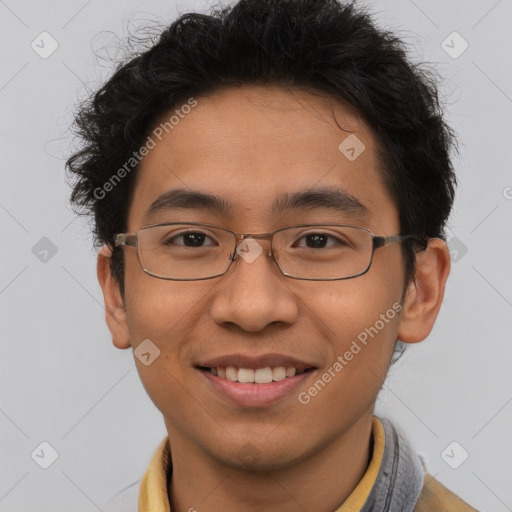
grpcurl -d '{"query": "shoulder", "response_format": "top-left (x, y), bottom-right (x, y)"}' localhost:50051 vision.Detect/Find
top-left (414, 473), bottom-right (479, 512)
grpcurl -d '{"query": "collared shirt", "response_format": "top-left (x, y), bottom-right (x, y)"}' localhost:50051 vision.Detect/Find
top-left (106, 415), bottom-right (477, 511)
top-left (137, 416), bottom-right (386, 512)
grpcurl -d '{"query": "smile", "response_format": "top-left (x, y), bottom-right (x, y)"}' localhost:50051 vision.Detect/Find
top-left (197, 367), bottom-right (316, 407)
top-left (202, 366), bottom-right (310, 384)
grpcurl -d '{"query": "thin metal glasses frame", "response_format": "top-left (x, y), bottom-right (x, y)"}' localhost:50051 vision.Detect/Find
top-left (114, 222), bottom-right (427, 281)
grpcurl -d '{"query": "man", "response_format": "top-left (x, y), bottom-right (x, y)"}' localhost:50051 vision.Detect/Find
top-left (67, 0), bottom-right (478, 510)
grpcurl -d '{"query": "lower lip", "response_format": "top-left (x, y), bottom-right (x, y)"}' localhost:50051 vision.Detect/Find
top-left (199, 369), bottom-right (315, 407)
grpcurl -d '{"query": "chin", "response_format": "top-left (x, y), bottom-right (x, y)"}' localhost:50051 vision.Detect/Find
top-left (203, 435), bottom-right (310, 472)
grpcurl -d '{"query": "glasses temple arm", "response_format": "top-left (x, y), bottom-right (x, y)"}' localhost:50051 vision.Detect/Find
top-left (114, 233), bottom-right (138, 248)
top-left (373, 235), bottom-right (428, 250)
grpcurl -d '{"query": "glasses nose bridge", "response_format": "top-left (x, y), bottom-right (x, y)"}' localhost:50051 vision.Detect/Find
top-left (234, 231), bottom-right (275, 258)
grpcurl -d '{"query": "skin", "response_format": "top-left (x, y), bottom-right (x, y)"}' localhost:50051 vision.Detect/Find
top-left (98, 85), bottom-right (451, 512)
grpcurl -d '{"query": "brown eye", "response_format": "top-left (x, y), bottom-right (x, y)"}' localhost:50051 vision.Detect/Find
top-left (165, 231), bottom-right (215, 247)
top-left (293, 233), bottom-right (345, 249)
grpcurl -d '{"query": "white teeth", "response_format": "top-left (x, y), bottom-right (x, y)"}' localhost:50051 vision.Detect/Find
top-left (285, 367), bottom-right (296, 377)
top-left (254, 367), bottom-right (273, 384)
top-left (238, 368), bottom-right (255, 383)
top-left (272, 367), bottom-right (286, 381)
top-left (226, 366), bottom-right (238, 382)
top-left (210, 365), bottom-right (305, 383)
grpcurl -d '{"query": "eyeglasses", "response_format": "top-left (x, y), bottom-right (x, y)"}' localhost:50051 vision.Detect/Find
top-left (114, 222), bottom-right (427, 281)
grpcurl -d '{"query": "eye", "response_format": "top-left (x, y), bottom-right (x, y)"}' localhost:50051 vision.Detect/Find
top-left (165, 231), bottom-right (216, 247)
top-left (293, 232), bottom-right (347, 249)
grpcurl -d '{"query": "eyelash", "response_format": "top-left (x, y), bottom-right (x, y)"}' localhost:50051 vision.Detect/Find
top-left (166, 231), bottom-right (346, 248)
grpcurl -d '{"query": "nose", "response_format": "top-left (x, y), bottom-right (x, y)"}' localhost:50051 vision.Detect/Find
top-left (209, 238), bottom-right (299, 332)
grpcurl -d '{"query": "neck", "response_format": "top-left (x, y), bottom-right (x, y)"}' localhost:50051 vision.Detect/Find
top-left (166, 411), bottom-right (374, 512)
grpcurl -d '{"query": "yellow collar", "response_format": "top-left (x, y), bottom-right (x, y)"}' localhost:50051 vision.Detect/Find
top-left (139, 416), bottom-right (385, 512)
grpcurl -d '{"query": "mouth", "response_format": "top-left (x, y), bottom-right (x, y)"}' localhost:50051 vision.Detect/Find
top-left (195, 354), bottom-right (318, 407)
top-left (198, 365), bottom-right (315, 384)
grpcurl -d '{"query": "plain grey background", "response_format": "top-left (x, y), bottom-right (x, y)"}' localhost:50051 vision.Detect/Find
top-left (0, 0), bottom-right (511, 510)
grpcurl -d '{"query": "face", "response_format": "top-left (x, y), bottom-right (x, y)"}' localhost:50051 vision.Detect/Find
top-left (119, 85), bottom-right (410, 470)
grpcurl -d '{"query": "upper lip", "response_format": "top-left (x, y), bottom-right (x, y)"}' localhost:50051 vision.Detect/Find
top-left (197, 353), bottom-right (318, 371)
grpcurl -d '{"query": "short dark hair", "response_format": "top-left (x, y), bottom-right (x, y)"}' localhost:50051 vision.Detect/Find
top-left (67, 0), bottom-right (456, 294)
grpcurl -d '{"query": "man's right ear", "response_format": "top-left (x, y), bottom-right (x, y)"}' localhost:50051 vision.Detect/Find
top-left (97, 246), bottom-right (131, 349)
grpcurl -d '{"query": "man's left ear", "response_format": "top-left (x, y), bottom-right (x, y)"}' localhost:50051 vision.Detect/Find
top-left (397, 238), bottom-right (451, 344)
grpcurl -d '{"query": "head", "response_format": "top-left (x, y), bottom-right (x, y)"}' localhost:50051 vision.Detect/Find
top-left (67, 0), bottom-right (455, 471)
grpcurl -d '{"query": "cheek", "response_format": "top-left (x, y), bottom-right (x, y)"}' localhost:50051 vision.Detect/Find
top-left (123, 258), bottom-right (209, 341)
top-left (301, 277), bottom-right (403, 384)
top-left (122, 271), bottom-right (213, 422)
top-left (294, 284), bottom-right (402, 428)
top-left (306, 274), bottom-right (402, 339)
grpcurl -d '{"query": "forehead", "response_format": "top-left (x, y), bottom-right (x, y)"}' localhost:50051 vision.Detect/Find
top-left (128, 85), bottom-right (398, 231)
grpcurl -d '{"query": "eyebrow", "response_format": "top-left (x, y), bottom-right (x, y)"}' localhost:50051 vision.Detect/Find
top-left (144, 187), bottom-right (369, 220)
